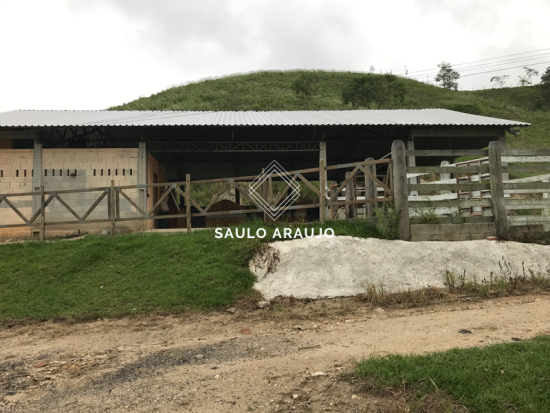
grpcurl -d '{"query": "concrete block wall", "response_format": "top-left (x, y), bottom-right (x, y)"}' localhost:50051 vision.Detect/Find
top-left (0, 149), bottom-right (34, 240)
top-left (0, 148), bottom-right (142, 240)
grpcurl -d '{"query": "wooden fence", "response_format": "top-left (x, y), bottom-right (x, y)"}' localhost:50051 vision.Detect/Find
top-left (0, 159), bottom-right (392, 240)
top-left (392, 140), bottom-right (550, 241)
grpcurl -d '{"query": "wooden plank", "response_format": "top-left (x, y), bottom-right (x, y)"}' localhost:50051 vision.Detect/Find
top-left (116, 188), bottom-right (121, 220)
top-left (502, 182), bottom-right (550, 190)
top-left (408, 198), bottom-right (492, 208)
top-left (203, 183), bottom-right (230, 212)
top-left (406, 150), bottom-right (488, 157)
top-left (360, 165), bottom-right (391, 194)
top-left (407, 165), bottom-right (490, 174)
top-left (273, 173), bottom-right (299, 206)
top-left (54, 193), bottom-right (82, 221)
top-left (329, 197), bottom-right (392, 207)
top-left (505, 173), bottom-right (550, 183)
top-left (81, 190), bottom-right (108, 221)
top-left (502, 156), bottom-right (550, 163)
top-left (392, 140), bottom-right (410, 241)
top-left (110, 181), bottom-right (116, 237)
top-left (2, 197), bottom-right (29, 224)
top-left (324, 159), bottom-right (389, 171)
top-left (411, 223), bottom-right (495, 235)
top-left (410, 216), bottom-right (494, 225)
top-left (119, 190), bottom-right (146, 216)
top-left (186, 174), bottom-right (191, 232)
top-left (408, 183), bottom-right (491, 191)
top-left (39, 185), bottom-right (45, 241)
top-left (147, 186), bottom-right (172, 216)
top-left (488, 141), bottom-right (508, 237)
top-left (319, 158), bottom-right (326, 224)
top-left (330, 165), bottom-right (360, 202)
top-left (502, 149), bottom-right (550, 156)
top-left (28, 193), bottom-right (55, 224)
top-left (508, 216), bottom-right (550, 224)
top-left (297, 173), bottom-right (321, 197)
top-left (505, 165), bottom-right (550, 173)
top-left (505, 199), bottom-right (550, 208)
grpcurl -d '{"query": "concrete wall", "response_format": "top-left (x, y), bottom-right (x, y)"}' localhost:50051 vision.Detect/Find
top-left (0, 149), bottom-right (34, 240)
top-left (0, 148), bottom-right (142, 240)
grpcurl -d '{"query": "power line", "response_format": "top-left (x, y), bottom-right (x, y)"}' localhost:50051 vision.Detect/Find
top-left (399, 47), bottom-right (550, 76)
top-left (406, 55), bottom-right (550, 80)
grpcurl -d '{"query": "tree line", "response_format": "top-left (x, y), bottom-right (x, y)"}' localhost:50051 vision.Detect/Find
top-left (291, 63), bottom-right (550, 109)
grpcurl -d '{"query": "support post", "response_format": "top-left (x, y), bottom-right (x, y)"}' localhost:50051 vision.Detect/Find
top-left (319, 159), bottom-right (326, 223)
top-left (319, 141), bottom-right (327, 224)
top-left (32, 136), bottom-right (43, 238)
top-left (391, 140), bottom-right (410, 241)
top-left (186, 174), bottom-right (192, 232)
top-left (406, 138), bottom-right (418, 197)
top-left (365, 157), bottom-right (375, 218)
top-left (261, 168), bottom-right (267, 222)
top-left (345, 172), bottom-right (356, 219)
top-left (110, 180), bottom-right (116, 237)
top-left (499, 130), bottom-right (509, 182)
top-left (488, 141), bottom-right (508, 238)
top-left (39, 185), bottom-right (45, 242)
top-left (543, 179), bottom-right (549, 231)
top-left (137, 141), bottom-right (147, 231)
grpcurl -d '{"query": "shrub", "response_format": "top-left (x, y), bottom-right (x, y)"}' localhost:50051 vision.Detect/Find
top-left (374, 202), bottom-right (400, 239)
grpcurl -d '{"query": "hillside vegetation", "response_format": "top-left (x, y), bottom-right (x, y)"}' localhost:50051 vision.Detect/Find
top-left (111, 70), bottom-right (550, 149)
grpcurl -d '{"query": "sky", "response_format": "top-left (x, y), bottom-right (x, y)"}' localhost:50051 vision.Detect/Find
top-left (1, 0), bottom-right (549, 112)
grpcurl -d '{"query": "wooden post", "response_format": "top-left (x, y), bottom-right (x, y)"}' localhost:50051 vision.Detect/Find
top-left (329, 185), bottom-right (337, 219)
top-left (345, 171), bottom-right (356, 219)
top-left (391, 140), bottom-right (410, 241)
top-left (39, 185), bottom-right (45, 242)
top-left (319, 158), bottom-right (326, 223)
top-left (406, 138), bottom-right (418, 197)
top-left (110, 180), bottom-right (116, 237)
top-left (186, 174), bottom-right (192, 232)
top-left (365, 157), bottom-right (375, 218)
top-left (488, 141), bottom-right (508, 238)
top-left (543, 179), bottom-right (550, 231)
top-left (268, 174), bottom-right (273, 205)
top-left (319, 141), bottom-right (327, 224)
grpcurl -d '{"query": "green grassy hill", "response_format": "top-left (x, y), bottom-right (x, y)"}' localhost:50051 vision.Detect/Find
top-left (111, 70), bottom-right (550, 149)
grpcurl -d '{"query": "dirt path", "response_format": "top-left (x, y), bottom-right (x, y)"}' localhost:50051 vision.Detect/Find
top-left (1, 294), bottom-right (549, 412)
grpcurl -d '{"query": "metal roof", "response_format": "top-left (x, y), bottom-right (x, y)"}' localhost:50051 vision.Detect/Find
top-left (0, 109), bottom-right (529, 128)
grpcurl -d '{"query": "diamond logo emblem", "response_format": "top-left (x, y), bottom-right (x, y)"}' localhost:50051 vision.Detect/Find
top-left (249, 161), bottom-right (300, 221)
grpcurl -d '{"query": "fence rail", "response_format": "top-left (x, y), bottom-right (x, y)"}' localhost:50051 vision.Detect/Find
top-left (0, 159), bottom-right (392, 239)
top-left (394, 144), bottom-right (550, 240)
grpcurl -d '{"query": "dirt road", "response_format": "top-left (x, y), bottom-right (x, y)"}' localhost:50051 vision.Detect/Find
top-left (1, 294), bottom-right (549, 412)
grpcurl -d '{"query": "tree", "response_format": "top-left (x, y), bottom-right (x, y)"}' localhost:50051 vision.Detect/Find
top-left (291, 73), bottom-right (320, 109)
top-left (435, 62), bottom-right (460, 90)
top-left (518, 66), bottom-right (539, 86)
top-left (341, 74), bottom-right (406, 109)
top-left (490, 75), bottom-right (509, 88)
top-left (538, 66), bottom-right (550, 106)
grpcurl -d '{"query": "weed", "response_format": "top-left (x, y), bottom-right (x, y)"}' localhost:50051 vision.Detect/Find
top-left (374, 202), bottom-right (400, 240)
top-left (417, 207), bottom-right (441, 224)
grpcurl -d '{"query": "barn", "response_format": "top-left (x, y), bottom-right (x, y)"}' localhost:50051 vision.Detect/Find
top-left (0, 109), bottom-right (528, 240)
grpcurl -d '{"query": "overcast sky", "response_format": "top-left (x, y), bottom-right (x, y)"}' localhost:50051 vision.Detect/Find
top-left (1, 0), bottom-right (549, 112)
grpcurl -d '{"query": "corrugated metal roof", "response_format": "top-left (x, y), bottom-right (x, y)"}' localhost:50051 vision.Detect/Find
top-left (0, 109), bottom-right (529, 128)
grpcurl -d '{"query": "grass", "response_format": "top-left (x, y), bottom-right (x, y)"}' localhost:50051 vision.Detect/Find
top-left (355, 335), bottom-right (550, 413)
top-left (110, 69), bottom-right (550, 150)
top-left (0, 219), bottom-right (379, 322)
